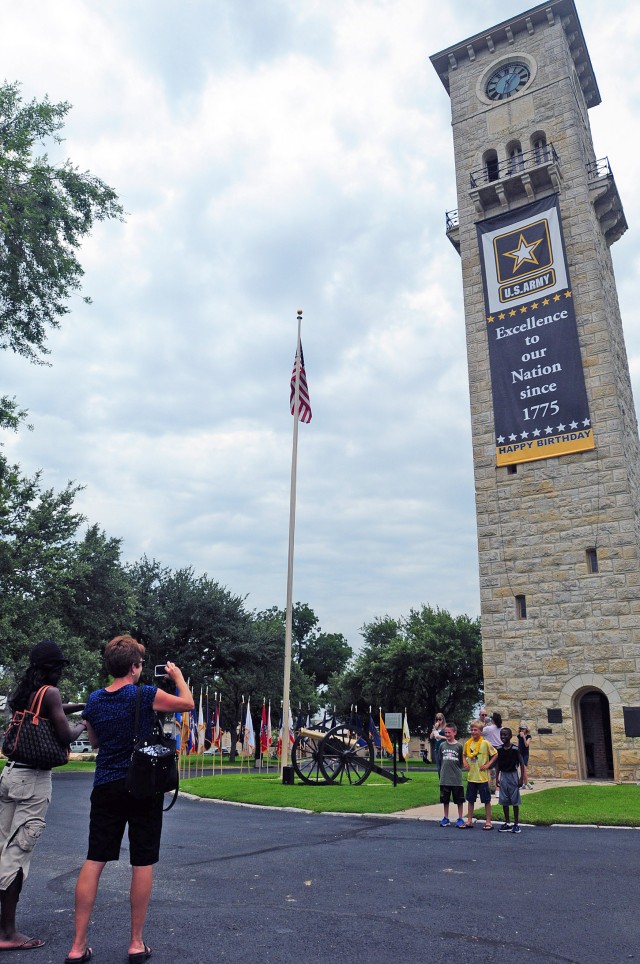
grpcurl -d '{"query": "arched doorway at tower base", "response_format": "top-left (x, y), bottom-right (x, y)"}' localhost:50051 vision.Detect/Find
top-left (574, 688), bottom-right (614, 780)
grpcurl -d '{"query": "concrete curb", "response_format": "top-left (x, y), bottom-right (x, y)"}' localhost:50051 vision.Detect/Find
top-left (176, 790), bottom-right (639, 830)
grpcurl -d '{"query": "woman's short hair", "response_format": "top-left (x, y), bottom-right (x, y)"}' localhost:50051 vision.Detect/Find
top-left (492, 712), bottom-right (502, 728)
top-left (104, 635), bottom-right (145, 678)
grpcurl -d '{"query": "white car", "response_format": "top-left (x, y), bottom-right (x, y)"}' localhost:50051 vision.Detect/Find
top-left (70, 739), bottom-right (93, 753)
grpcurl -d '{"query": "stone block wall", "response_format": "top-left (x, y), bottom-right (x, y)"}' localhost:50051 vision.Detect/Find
top-left (433, 5), bottom-right (640, 781)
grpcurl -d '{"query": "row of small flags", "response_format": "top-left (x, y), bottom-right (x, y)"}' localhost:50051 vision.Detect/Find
top-left (174, 692), bottom-right (411, 758)
top-left (173, 694), bottom-right (295, 757)
top-left (360, 708), bottom-right (411, 757)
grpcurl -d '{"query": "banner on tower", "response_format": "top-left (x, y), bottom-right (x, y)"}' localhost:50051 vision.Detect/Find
top-left (476, 195), bottom-right (594, 466)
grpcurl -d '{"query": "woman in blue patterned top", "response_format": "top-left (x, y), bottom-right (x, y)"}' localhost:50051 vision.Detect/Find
top-left (65, 635), bottom-right (193, 964)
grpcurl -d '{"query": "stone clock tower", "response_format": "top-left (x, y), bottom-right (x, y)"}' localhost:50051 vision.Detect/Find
top-left (431, 0), bottom-right (640, 781)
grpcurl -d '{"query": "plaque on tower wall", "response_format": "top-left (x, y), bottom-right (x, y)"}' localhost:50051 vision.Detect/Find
top-left (476, 195), bottom-right (594, 466)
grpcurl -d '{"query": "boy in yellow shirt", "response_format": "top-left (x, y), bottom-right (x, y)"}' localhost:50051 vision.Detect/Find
top-left (463, 720), bottom-right (498, 829)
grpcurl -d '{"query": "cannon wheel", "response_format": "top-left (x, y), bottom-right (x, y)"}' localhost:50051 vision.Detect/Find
top-left (291, 730), bottom-right (329, 784)
top-left (319, 724), bottom-right (374, 785)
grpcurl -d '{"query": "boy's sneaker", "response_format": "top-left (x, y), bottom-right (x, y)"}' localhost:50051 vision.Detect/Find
top-left (498, 822), bottom-right (512, 832)
top-left (511, 824), bottom-right (522, 833)
top-left (439, 817), bottom-right (450, 827)
top-left (455, 818), bottom-right (466, 829)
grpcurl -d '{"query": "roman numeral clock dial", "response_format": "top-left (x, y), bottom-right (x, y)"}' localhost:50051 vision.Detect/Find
top-left (485, 62), bottom-right (530, 100)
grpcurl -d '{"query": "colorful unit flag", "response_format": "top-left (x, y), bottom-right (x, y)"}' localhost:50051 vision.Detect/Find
top-left (260, 703), bottom-right (269, 755)
top-left (379, 711), bottom-right (393, 754)
top-left (243, 699), bottom-right (255, 756)
top-left (369, 714), bottom-right (381, 750)
top-left (290, 344), bottom-right (312, 423)
top-left (402, 712), bottom-right (410, 758)
top-left (204, 693), bottom-right (212, 751)
top-left (181, 714), bottom-right (190, 754)
top-left (197, 691), bottom-right (205, 753)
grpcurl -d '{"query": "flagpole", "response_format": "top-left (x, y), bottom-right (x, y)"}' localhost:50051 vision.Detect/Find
top-left (211, 690), bottom-right (218, 777)
top-left (282, 309), bottom-right (303, 777)
top-left (240, 695), bottom-right (245, 773)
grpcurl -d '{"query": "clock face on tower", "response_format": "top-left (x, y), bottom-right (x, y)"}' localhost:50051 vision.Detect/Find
top-left (485, 62), bottom-right (530, 100)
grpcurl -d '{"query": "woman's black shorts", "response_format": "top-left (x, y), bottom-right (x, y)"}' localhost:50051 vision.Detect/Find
top-left (87, 779), bottom-right (163, 866)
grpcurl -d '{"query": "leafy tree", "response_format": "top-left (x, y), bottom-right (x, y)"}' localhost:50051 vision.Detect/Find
top-left (328, 606), bottom-right (483, 738)
top-left (258, 602), bottom-right (352, 686)
top-left (125, 558), bottom-right (253, 682)
top-left (217, 611), bottom-right (316, 761)
top-left (299, 632), bottom-right (352, 687)
top-left (125, 560), bottom-right (298, 759)
top-left (0, 81), bottom-right (125, 691)
top-left (122, 574), bottom-right (326, 761)
top-left (0, 81), bottom-right (124, 363)
top-left (0, 454), bottom-right (105, 696)
top-left (0, 395), bottom-right (28, 434)
top-left (57, 524), bottom-right (136, 645)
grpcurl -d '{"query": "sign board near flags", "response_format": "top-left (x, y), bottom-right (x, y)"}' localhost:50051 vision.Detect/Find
top-left (476, 195), bottom-right (594, 467)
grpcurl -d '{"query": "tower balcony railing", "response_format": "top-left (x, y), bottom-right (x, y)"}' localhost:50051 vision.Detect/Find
top-left (445, 208), bottom-right (460, 253)
top-left (468, 143), bottom-right (562, 216)
top-left (470, 144), bottom-right (559, 188)
top-left (587, 156), bottom-right (627, 246)
top-left (445, 208), bottom-right (459, 231)
top-left (586, 156), bottom-right (612, 180)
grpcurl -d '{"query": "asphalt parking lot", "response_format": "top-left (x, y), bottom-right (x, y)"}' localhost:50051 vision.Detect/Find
top-left (16, 772), bottom-right (640, 963)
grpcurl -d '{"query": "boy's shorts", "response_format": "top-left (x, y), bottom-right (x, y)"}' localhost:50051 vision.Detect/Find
top-left (498, 770), bottom-right (521, 807)
top-left (465, 781), bottom-right (492, 805)
top-left (440, 784), bottom-right (465, 805)
top-left (87, 778), bottom-right (163, 866)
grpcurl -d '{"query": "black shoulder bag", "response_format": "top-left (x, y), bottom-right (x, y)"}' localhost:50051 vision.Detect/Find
top-left (125, 686), bottom-right (179, 811)
top-left (2, 686), bottom-right (70, 769)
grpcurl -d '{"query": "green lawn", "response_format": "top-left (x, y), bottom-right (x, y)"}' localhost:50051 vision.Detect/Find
top-left (2, 759), bottom-right (638, 825)
top-left (180, 770), bottom-right (440, 814)
top-left (181, 771), bottom-right (640, 825)
top-left (490, 784), bottom-right (640, 827)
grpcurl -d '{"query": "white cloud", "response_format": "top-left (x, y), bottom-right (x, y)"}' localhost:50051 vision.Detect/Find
top-left (2, 0), bottom-right (640, 650)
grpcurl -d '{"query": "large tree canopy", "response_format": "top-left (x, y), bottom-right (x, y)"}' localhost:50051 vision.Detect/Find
top-left (0, 81), bottom-right (123, 364)
top-left (259, 602), bottom-right (353, 687)
top-left (327, 605), bottom-right (483, 736)
top-left (0, 454), bottom-right (126, 697)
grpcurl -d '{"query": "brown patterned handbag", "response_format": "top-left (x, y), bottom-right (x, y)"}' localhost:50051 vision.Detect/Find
top-left (1, 685), bottom-right (70, 769)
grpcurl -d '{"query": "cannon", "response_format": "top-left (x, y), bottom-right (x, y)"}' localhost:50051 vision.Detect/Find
top-left (291, 721), bottom-right (410, 785)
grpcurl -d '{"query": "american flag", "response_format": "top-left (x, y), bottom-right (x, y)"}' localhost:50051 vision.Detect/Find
top-left (290, 344), bottom-right (312, 423)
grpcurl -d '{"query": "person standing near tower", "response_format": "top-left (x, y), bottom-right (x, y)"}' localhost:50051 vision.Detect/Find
top-left (438, 724), bottom-right (466, 829)
top-left (463, 720), bottom-right (497, 829)
top-left (0, 640), bottom-right (86, 952)
top-left (483, 712), bottom-right (502, 794)
top-left (65, 635), bottom-right (193, 964)
top-left (496, 727), bottom-right (527, 833)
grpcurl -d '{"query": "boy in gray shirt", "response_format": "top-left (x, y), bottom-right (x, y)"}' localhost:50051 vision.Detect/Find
top-left (438, 724), bottom-right (465, 828)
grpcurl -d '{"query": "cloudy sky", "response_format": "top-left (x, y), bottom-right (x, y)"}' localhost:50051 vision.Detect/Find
top-left (2, 0), bottom-right (639, 651)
